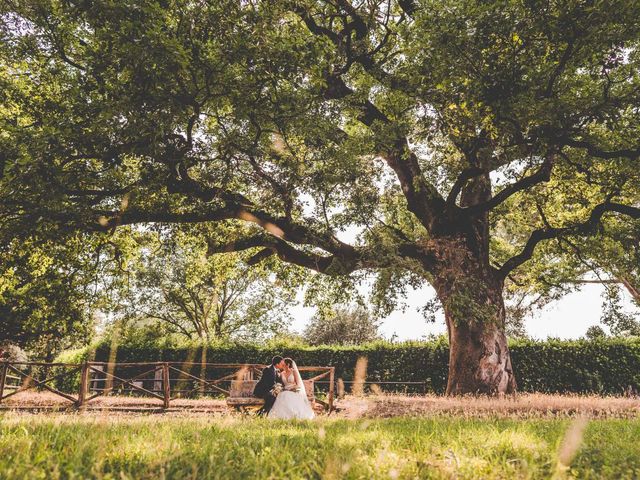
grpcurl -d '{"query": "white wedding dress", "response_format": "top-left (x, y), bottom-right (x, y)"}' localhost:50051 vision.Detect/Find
top-left (268, 362), bottom-right (315, 420)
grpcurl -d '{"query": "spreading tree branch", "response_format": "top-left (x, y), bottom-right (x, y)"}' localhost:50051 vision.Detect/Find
top-left (207, 234), bottom-right (359, 275)
top-left (206, 232), bottom-right (435, 275)
top-left (290, 3), bottom-right (446, 230)
top-left (463, 155), bottom-right (554, 214)
top-left (558, 137), bottom-right (640, 160)
top-left (499, 201), bottom-right (640, 278)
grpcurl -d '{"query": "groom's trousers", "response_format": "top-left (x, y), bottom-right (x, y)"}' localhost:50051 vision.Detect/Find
top-left (257, 393), bottom-right (277, 416)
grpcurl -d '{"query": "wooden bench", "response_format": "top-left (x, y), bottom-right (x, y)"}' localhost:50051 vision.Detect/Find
top-left (226, 379), bottom-right (315, 412)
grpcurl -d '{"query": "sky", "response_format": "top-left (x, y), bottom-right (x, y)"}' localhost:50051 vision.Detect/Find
top-left (285, 220), bottom-right (638, 340)
top-left (289, 281), bottom-right (638, 341)
top-left (289, 197), bottom-right (639, 341)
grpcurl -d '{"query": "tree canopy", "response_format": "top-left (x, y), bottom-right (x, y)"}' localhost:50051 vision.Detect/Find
top-left (303, 305), bottom-right (381, 345)
top-left (1, 0), bottom-right (639, 393)
top-left (111, 225), bottom-right (301, 342)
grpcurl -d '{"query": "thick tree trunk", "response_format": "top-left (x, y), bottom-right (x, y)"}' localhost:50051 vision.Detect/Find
top-left (443, 291), bottom-right (516, 395)
top-left (431, 244), bottom-right (517, 396)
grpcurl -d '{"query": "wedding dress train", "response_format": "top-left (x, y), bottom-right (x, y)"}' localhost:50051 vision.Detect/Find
top-left (268, 362), bottom-right (315, 420)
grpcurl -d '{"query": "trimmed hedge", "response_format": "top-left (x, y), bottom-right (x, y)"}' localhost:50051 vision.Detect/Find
top-left (510, 338), bottom-right (640, 394)
top-left (61, 337), bottom-right (640, 395)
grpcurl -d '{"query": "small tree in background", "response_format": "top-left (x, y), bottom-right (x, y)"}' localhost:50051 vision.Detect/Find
top-left (600, 288), bottom-right (640, 337)
top-left (110, 226), bottom-right (302, 343)
top-left (500, 210), bottom-right (640, 338)
top-left (585, 325), bottom-right (607, 340)
top-left (303, 306), bottom-right (381, 345)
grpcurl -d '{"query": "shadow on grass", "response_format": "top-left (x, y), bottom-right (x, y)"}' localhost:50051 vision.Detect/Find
top-left (0, 415), bottom-right (639, 479)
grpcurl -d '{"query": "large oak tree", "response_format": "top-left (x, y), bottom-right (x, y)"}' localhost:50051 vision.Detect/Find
top-left (1, 0), bottom-right (639, 394)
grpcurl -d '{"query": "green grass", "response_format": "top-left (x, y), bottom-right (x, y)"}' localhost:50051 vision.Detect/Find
top-left (0, 414), bottom-right (639, 479)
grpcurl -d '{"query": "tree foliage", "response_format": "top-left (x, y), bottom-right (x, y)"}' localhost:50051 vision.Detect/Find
top-left (0, 236), bottom-right (98, 358)
top-left (2, 0), bottom-right (640, 391)
top-left (303, 305), bottom-right (381, 345)
top-left (112, 225), bottom-right (301, 342)
top-left (499, 197), bottom-right (640, 334)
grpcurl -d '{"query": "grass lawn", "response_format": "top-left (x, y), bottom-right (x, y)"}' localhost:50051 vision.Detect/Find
top-left (0, 413), bottom-right (639, 479)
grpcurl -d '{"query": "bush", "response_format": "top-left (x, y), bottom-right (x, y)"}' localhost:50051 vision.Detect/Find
top-left (509, 337), bottom-right (640, 394)
top-left (54, 336), bottom-right (640, 395)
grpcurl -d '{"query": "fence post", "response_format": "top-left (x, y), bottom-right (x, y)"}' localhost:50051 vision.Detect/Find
top-left (0, 362), bottom-right (8, 404)
top-left (77, 362), bottom-right (89, 408)
top-left (162, 362), bottom-right (170, 409)
top-left (154, 366), bottom-right (163, 393)
top-left (328, 367), bottom-right (335, 412)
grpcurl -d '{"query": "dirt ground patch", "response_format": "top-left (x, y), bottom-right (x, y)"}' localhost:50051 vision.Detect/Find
top-left (351, 393), bottom-right (640, 419)
top-left (2, 391), bottom-right (639, 419)
top-left (0, 391), bottom-right (229, 413)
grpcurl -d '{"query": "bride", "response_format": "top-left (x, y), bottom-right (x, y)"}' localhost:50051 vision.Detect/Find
top-left (268, 358), bottom-right (315, 420)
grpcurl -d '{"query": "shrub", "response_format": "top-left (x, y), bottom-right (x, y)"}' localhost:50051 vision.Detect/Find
top-left (52, 337), bottom-right (640, 395)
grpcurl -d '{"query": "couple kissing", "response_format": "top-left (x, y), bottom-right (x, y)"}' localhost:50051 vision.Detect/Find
top-left (253, 355), bottom-right (315, 420)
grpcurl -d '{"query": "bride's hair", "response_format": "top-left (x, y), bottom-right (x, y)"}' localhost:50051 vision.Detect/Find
top-left (283, 357), bottom-right (294, 368)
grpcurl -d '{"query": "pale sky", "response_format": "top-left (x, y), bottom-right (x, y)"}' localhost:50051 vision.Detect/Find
top-left (286, 221), bottom-right (638, 340)
top-left (289, 281), bottom-right (638, 340)
top-left (290, 199), bottom-right (638, 340)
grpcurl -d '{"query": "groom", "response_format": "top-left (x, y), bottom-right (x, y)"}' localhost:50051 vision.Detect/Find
top-left (253, 355), bottom-right (285, 416)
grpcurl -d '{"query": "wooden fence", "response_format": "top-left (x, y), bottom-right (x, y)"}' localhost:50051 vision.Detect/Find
top-left (0, 361), bottom-right (335, 411)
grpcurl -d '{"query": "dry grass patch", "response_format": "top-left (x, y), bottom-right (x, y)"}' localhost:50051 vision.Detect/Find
top-left (0, 390), bottom-right (229, 412)
top-left (3, 391), bottom-right (639, 422)
top-left (342, 393), bottom-right (640, 419)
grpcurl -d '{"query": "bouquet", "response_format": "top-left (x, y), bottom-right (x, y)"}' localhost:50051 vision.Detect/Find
top-left (269, 384), bottom-right (283, 397)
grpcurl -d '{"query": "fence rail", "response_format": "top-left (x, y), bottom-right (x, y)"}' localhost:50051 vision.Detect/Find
top-left (0, 361), bottom-right (336, 412)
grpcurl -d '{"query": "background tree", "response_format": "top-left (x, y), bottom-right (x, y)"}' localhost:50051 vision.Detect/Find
top-left (0, 236), bottom-right (98, 359)
top-left (600, 287), bottom-right (640, 336)
top-left (114, 226), bottom-right (300, 342)
top-left (303, 305), bottom-right (381, 345)
top-left (585, 325), bottom-right (608, 340)
top-left (2, 0), bottom-right (640, 394)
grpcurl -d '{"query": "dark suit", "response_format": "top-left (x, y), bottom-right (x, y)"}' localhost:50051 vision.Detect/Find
top-left (253, 365), bottom-right (283, 415)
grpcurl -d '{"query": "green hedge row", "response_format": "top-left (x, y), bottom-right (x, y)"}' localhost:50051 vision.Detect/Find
top-left (60, 337), bottom-right (640, 395)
